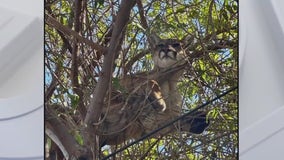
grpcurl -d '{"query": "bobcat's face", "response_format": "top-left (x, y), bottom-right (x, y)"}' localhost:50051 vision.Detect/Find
top-left (152, 38), bottom-right (186, 68)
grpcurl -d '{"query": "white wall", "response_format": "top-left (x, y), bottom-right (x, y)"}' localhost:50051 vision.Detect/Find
top-left (0, 1), bottom-right (43, 159)
top-left (239, 0), bottom-right (284, 159)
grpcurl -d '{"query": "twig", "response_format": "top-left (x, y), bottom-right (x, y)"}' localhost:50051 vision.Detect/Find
top-left (45, 13), bottom-right (106, 58)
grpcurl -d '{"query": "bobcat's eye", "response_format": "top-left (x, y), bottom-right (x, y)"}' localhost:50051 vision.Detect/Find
top-left (171, 43), bottom-right (180, 48)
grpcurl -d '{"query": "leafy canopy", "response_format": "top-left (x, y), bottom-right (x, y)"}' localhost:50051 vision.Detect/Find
top-left (45, 0), bottom-right (238, 159)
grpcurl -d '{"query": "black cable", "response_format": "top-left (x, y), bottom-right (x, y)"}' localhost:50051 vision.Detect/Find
top-left (102, 86), bottom-right (238, 159)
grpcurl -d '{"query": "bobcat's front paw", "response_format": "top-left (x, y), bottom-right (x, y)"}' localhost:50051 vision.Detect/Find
top-left (148, 96), bottom-right (166, 112)
top-left (155, 98), bottom-right (167, 112)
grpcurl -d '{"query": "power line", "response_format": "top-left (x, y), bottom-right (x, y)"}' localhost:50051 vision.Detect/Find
top-left (102, 86), bottom-right (238, 159)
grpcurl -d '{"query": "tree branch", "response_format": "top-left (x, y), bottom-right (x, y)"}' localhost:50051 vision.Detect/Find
top-left (45, 13), bottom-right (106, 59)
top-left (136, 0), bottom-right (148, 29)
top-left (84, 0), bottom-right (136, 126)
top-left (45, 105), bottom-right (88, 159)
top-left (82, 0), bottom-right (136, 158)
top-left (71, 0), bottom-right (86, 118)
top-left (124, 49), bottom-right (150, 74)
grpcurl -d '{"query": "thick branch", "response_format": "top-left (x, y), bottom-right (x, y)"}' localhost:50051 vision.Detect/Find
top-left (84, 0), bottom-right (136, 126)
top-left (45, 106), bottom-right (87, 159)
top-left (136, 0), bottom-right (148, 29)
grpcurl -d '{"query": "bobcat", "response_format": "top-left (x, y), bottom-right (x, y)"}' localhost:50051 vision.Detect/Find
top-left (97, 34), bottom-right (209, 146)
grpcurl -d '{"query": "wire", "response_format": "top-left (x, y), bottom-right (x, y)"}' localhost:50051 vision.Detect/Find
top-left (102, 86), bottom-right (238, 159)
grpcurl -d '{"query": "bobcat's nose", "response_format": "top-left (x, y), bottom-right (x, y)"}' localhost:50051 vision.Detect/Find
top-left (159, 50), bottom-right (176, 60)
top-left (166, 48), bottom-right (177, 59)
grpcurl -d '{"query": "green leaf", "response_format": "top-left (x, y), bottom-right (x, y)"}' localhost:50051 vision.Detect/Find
top-left (74, 131), bottom-right (84, 145)
top-left (95, 0), bottom-right (104, 8)
top-left (69, 94), bottom-right (79, 109)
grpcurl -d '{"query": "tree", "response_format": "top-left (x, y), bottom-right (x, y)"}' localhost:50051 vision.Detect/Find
top-left (45, 0), bottom-right (238, 159)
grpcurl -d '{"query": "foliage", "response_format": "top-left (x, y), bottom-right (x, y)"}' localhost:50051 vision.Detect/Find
top-left (45, 0), bottom-right (238, 159)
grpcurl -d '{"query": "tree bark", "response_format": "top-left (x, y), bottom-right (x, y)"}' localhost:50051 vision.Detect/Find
top-left (82, 0), bottom-right (136, 159)
top-left (84, 0), bottom-right (136, 128)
